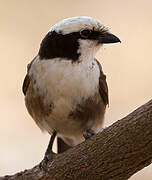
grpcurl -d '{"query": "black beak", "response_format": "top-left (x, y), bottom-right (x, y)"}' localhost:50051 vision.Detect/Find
top-left (98, 33), bottom-right (121, 44)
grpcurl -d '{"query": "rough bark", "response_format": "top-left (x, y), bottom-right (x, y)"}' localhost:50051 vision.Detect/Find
top-left (1, 99), bottom-right (152, 180)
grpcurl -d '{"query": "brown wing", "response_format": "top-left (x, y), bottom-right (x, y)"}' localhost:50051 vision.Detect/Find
top-left (22, 57), bottom-right (36, 95)
top-left (95, 59), bottom-right (109, 106)
top-left (22, 74), bottom-right (31, 95)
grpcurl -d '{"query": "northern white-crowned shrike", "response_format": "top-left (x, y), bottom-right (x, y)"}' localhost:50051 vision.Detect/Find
top-left (22, 16), bottom-right (120, 169)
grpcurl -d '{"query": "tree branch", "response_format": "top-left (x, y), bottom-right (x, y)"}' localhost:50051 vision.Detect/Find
top-left (1, 99), bottom-right (152, 180)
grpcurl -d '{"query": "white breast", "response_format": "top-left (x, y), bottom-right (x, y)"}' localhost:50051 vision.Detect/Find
top-left (30, 57), bottom-right (99, 101)
top-left (29, 56), bottom-right (100, 137)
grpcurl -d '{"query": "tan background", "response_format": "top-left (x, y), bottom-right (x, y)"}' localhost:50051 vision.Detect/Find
top-left (0, 0), bottom-right (152, 179)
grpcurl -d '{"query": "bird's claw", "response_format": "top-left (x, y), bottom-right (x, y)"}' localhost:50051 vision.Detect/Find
top-left (39, 152), bottom-right (56, 171)
top-left (83, 129), bottom-right (96, 140)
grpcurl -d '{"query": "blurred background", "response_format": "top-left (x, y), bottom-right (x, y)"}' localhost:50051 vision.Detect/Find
top-left (0, 0), bottom-right (152, 179)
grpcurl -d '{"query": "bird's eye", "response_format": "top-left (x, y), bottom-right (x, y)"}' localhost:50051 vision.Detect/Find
top-left (80, 29), bottom-right (92, 39)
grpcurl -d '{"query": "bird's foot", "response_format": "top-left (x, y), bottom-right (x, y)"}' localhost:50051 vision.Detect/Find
top-left (83, 129), bottom-right (96, 140)
top-left (99, 126), bottom-right (107, 133)
top-left (39, 151), bottom-right (56, 171)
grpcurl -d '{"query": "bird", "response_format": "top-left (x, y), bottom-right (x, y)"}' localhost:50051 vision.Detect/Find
top-left (22, 16), bottom-right (120, 169)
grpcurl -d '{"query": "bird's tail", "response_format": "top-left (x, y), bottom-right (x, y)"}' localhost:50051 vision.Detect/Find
top-left (57, 137), bottom-right (71, 153)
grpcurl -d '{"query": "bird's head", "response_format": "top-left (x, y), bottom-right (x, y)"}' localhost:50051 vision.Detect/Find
top-left (39, 16), bottom-right (120, 62)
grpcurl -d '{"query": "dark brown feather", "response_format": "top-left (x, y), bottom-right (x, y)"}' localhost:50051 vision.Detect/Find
top-left (22, 74), bottom-right (31, 95)
top-left (22, 57), bottom-right (36, 95)
top-left (95, 59), bottom-right (109, 106)
top-left (57, 138), bottom-right (71, 153)
top-left (68, 93), bottom-right (105, 125)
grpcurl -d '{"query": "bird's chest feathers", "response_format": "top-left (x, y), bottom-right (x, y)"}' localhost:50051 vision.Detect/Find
top-left (30, 59), bottom-right (100, 105)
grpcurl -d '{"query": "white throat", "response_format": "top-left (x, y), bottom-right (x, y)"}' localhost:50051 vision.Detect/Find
top-left (77, 39), bottom-right (101, 63)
